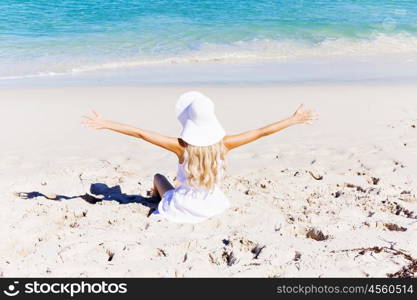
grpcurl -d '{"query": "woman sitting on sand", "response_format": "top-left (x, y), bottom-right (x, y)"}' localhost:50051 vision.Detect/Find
top-left (83, 91), bottom-right (317, 223)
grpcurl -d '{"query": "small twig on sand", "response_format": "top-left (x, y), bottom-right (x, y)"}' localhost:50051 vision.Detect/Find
top-left (308, 171), bottom-right (323, 180)
top-left (331, 246), bottom-right (417, 278)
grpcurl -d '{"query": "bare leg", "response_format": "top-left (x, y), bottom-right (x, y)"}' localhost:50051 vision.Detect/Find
top-left (153, 173), bottom-right (175, 199)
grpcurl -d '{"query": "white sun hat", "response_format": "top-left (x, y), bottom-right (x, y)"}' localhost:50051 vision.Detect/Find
top-left (175, 91), bottom-right (225, 147)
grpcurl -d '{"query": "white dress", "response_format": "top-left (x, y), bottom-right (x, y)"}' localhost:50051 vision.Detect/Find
top-left (154, 162), bottom-right (230, 223)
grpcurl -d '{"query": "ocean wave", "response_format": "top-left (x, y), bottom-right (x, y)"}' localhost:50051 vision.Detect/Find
top-left (1, 33), bottom-right (417, 81)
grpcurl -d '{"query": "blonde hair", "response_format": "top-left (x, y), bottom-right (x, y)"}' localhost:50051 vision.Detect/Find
top-left (182, 140), bottom-right (227, 189)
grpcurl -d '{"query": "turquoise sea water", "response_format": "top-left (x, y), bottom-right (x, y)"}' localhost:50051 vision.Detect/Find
top-left (1, 0), bottom-right (417, 84)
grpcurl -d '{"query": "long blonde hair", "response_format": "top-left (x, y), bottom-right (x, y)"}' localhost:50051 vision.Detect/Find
top-left (182, 140), bottom-right (227, 189)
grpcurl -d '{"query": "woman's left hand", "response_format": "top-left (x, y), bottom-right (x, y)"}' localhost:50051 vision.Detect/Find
top-left (291, 104), bottom-right (318, 125)
top-left (82, 111), bottom-right (108, 129)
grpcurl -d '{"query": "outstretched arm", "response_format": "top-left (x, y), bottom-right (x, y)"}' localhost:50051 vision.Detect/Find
top-left (223, 104), bottom-right (318, 151)
top-left (82, 111), bottom-right (183, 157)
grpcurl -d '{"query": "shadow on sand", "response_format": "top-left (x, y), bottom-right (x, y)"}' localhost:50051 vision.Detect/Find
top-left (16, 183), bottom-right (160, 214)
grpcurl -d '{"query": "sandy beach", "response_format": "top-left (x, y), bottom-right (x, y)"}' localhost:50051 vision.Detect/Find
top-left (0, 85), bottom-right (416, 277)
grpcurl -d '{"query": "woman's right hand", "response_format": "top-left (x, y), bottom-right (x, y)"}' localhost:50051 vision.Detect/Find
top-left (291, 104), bottom-right (318, 125)
top-left (82, 111), bottom-right (108, 129)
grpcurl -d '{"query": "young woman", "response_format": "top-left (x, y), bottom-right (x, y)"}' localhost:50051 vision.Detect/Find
top-left (82, 91), bottom-right (317, 223)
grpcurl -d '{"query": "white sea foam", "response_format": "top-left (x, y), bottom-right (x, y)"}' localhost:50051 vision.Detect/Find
top-left (1, 33), bottom-right (417, 81)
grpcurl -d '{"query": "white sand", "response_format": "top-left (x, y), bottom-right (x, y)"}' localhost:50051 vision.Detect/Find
top-left (0, 85), bottom-right (416, 277)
